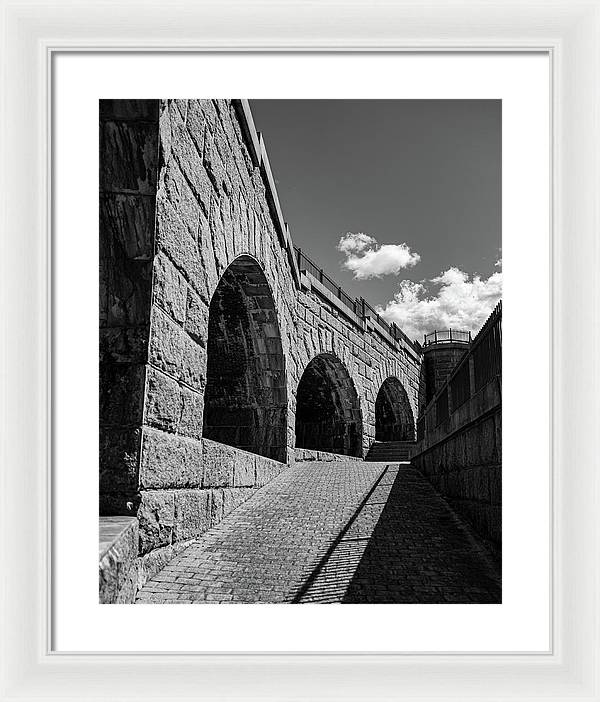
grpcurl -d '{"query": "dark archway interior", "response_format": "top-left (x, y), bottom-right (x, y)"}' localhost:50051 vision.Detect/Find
top-left (202, 256), bottom-right (287, 462)
top-left (295, 354), bottom-right (362, 457)
top-left (375, 377), bottom-right (415, 441)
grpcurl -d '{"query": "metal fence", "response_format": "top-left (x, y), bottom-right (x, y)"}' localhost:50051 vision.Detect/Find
top-left (296, 248), bottom-right (361, 316)
top-left (449, 359), bottom-right (471, 411)
top-left (295, 246), bottom-right (420, 353)
top-left (423, 329), bottom-right (471, 347)
top-left (420, 301), bottom-right (501, 430)
top-left (472, 301), bottom-right (502, 392)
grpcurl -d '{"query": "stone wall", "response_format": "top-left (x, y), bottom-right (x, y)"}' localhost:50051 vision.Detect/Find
top-left (295, 276), bottom-right (421, 456)
top-left (99, 100), bottom-right (159, 515)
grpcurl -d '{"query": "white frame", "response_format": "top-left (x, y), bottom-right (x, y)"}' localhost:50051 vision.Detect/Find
top-left (1, 1), bottom-right (598, 699)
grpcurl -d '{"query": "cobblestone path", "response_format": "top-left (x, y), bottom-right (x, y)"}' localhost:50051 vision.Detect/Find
top-left (135, 462), bottom-right (501, 604)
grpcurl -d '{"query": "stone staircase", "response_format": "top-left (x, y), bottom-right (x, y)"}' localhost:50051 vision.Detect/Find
top-left (365, 440), bottom-right (417, 462)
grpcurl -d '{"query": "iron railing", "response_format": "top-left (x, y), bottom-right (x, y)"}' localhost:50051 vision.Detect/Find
top-left (419, 301), bottom-right (502, 431)
top-left (295, 246), bottom-right (420, 353)
top-left (472, 301), bottom-right (502, 392)
top-left (423, 329), bottom-right (471, 347)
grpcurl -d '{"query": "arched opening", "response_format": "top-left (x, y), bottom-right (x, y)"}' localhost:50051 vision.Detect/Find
top-left (295, 353), bottom-right (362, 457)
top-left (375, 377), bottom-right (415, 441)
top-left (202, 255), bottom-right (287, 462)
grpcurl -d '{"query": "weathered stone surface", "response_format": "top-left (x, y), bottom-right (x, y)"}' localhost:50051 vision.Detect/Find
top-left (232, 452), bottom-right (255, 487)
top-left (140, 428), bottom-right (203, 489)
top-left (202, 439), bottom-right (235, 487)
top-left (210, 489), bottom-right (224, 526)
top-left (255, 456), bottom-right (285, 487)
top-left (153, 252), bottom-right (187, 324)
top-left (178, 386), bottom-right (204, 440)
top-left (138, 490), bottom-right (175, 554)
top-left (99, 516), bottom-right (139, 604)
top-left (173, 489), bottom-right (211, 542)
top-left (179, 333), bottom-right (206, 391)
top-left (184, 290), bottom-right (208, 346)
top-left (148, 306), bottom-right (183, 378)
top-left (144, 367), bottom-right (181, 432)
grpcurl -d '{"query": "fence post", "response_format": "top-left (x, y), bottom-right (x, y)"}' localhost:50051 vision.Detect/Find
top-left (468, 354), bottom-right (476, 398)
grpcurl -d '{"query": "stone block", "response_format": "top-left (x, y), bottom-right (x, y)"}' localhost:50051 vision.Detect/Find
top-left (180, 333), bottom-right (206, 391)
top-left (210, 489), bottom-right (224, 526)
top-left (185, 100), bottom-right (206, 157)
top-left (185, 290), bottom-right (208, 346)
top-left (137, 490), bottom-right (175, 554)
top-left (255, 456), bottom-right (284, 487)
top-left (148, 306), bottom-right (183, 378)
top-left (178, 386), bottom-right (204, 440)
top-left (140, 428), bottom-right (203, 489)
top-left (98, 517), bottom-right (139, 604)
top-left (144, 367), bottom-right (181, 432)
top-left (155, 195), bottom-right (207, 298)
top-left (202, 439), bottom-right (235, 487)
top-left (170, 111), bottom-right (213, 214)
top-left (153, 252), bottom-right (187, 324)
top-left (233, 451), bottom-right (255, 487)
top-left (173, 489), bottom-right (211, 542)
top-left (160, 158), bottom-right (201, 239)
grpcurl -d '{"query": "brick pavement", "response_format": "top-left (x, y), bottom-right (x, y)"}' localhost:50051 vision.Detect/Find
top-left (135, 461), bottom-right (501, 604)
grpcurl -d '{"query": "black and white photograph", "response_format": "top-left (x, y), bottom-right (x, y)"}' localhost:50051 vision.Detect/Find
top-left (99, 98), bottom-right (502, 605)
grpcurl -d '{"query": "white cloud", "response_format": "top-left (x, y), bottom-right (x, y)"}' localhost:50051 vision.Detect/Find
top-left (338, 232), bottom-right (420, 279)
top-left (379, 266), bottom-right (502, 341)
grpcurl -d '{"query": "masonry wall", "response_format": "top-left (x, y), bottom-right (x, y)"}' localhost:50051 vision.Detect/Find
top-left (295, 282), bottom-right (421, 456)
top-left (412, 383), bottom-right (501, 548)
top-left (99, 99), bottom-right (159, 515)
top-left (137, 100), bottom-right (297, 573)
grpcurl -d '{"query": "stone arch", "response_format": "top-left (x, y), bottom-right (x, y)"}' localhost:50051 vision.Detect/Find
top-left (374, 377), bottom-right (415, 441)
top-left (202, 254), bottom-right (287, 462)
top-left (295, 353), bottom-right (363, 458)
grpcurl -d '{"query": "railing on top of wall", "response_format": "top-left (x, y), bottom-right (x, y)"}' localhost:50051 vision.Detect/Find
top-left (423, 329), bottom-right (472, 347)
top-left (419, 301), bottom-right (502, 435)
top-left (295, 247), bottom-right (421, 355)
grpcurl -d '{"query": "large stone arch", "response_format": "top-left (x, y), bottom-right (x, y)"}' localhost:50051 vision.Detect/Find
top-left (202, 254), bottom-right (288, 462)
top-left (294, 352), bottom-right (363, 458)
top-left (374, 376), bottom-right (416, 441)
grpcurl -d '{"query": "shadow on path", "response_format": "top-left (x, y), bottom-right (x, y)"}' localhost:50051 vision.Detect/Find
top-left (297, 464), bottom-right (501, 604)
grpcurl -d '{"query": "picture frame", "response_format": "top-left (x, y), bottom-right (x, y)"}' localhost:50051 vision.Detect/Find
top-left (1, 0), bottom-right (599, 699)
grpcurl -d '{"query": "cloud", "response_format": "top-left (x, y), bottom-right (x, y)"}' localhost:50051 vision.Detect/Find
top-left (338, 232), bottom-right (420, 279)
top-left (379, 266), bottom-right (502, 341)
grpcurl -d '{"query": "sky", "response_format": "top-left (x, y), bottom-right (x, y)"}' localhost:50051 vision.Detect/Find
top-left (250, 100), bottom-right (502, 343)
